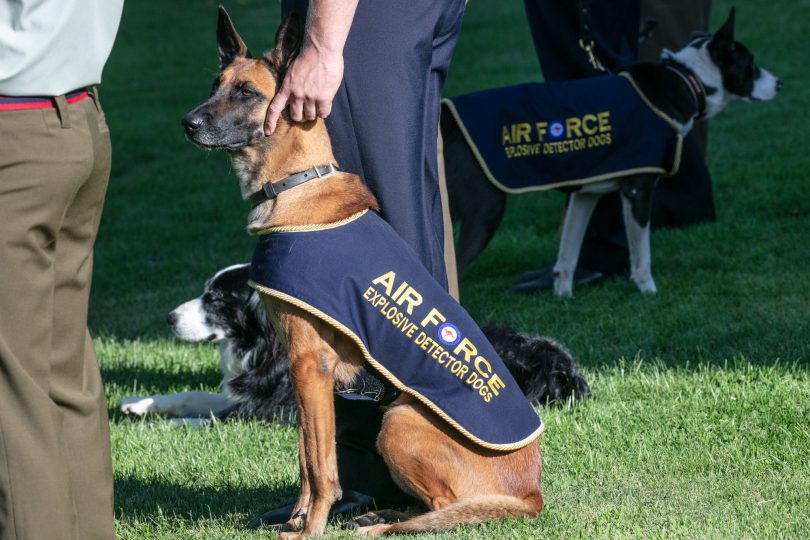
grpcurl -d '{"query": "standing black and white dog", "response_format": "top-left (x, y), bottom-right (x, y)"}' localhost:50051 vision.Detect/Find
top-left (444, 8), bottom-right (781, 296)
top-left (120, 264), bottom-right (590, 424)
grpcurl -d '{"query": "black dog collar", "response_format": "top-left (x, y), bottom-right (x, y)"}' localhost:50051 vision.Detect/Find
top-left (248, 164), bottom-right (339, 207)
top-left (663, 60), bottom-right (708, 120)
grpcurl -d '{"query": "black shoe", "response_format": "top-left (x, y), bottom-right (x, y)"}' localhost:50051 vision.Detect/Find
top-left (510, 266), bottom-right (604, 294)
top-left (248, 490), bottom-right (376, 529)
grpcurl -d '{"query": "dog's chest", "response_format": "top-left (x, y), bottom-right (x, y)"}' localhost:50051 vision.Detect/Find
top-left (218, 341), bottom-right (245, 382)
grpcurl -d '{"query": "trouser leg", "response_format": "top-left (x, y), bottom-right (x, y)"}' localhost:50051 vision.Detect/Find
top-left (639, 0), bottom-right (715, 227)
top-left (437, 128), bottom-right (460, 300)
top-left (49, 96), bottom-right (115, 540)
top-left (281, 0), bottom-right (465, 505)
top-left (637, 0), bottom-right (712, 153)
top-left (0, 95), bottom-right (114, 540)
top-left (284, 0), bottom-right (465, 289)
top-left (334, 398), bottom-right (415, 507)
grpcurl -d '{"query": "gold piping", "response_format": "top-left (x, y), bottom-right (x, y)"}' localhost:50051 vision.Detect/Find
top-left (255, 210), bottom-right (369, 236)
top-left (619, 72), bottom-right (684, 178)
top-left (441, 76), bottom-right (684, 194)
top-left (248, 281), bottom-right (544, 451)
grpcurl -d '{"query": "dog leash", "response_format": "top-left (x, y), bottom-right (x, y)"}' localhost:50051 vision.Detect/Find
top-left (248, 163), bottom-right (339, 207)
top-left (577, 0), bottom-right (607, 73)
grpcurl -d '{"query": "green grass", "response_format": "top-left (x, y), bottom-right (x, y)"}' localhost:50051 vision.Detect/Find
top-left (96, 0), bottom-right (810, 538)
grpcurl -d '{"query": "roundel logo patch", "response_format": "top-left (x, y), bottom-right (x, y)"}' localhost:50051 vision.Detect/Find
top-left (548, 120), bottom-right (565, 140)
top-left (438, 323), bottom-right (461, 346)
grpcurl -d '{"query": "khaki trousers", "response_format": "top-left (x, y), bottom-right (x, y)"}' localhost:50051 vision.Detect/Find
top-left (437, 128), bottom-right (460, 300)
top-left (0, 93), bottom-right (114, 540)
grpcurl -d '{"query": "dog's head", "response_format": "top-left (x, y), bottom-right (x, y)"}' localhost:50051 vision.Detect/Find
top-left (663, 8), bottom-right (782, 117)
top-left (181, 8), bottom-right (302, 150)
top-left (167, 263), bottom-right (260, 342)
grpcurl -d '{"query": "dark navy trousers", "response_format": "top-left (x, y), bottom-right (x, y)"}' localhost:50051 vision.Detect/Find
top-left (281, 0), bottom-right (465, 507)
top-left (283, 0), bottom-right (465, 289)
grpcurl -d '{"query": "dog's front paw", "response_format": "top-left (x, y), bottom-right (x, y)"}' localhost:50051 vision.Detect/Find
top-left (553, 279), bottom-right (574, 298)
top-left (120, 396), bottom-right (156, 417)
top-left (552, 267), bottom-right (574, 297)
top-left (632, 275), bottom-right (657, 294)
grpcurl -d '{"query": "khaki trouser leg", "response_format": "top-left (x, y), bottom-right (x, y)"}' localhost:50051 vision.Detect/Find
top-left (437, 128), bottom-right (460, 300)
top-left (0, 94), bottom-right (114, 540)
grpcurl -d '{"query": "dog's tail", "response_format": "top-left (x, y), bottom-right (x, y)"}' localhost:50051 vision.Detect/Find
top-left (381, 494), bottom-right (542, 534)
top-left (483, 325), bottom-right (590, 405)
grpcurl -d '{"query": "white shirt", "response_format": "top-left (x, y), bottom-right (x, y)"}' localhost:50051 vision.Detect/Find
top-left (0, 0), bottom-right (124, 96)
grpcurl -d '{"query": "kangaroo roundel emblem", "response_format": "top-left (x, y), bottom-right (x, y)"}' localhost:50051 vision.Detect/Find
top-left (438, 323), bottom-right (461, 346)
top-left (549, 120), bottom-right (565, 139)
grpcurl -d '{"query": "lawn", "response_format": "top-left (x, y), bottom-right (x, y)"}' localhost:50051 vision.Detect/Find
top-left (96, 0), bottom-right (810, 538)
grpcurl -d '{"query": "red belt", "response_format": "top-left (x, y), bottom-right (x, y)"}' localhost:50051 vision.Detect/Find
top-left (0, 89), bottom-right (90, 111)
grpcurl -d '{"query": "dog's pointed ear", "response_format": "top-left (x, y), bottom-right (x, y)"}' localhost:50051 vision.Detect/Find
top-left (217, 6), bottom-right (252, 69)
top-left (266, 12), bottom-right (303, 71)
top-left (709, 7), bottom-right (736, 55)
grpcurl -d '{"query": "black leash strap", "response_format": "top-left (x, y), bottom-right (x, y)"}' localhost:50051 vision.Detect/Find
top-left (248, 164), bottom-right (338, 207)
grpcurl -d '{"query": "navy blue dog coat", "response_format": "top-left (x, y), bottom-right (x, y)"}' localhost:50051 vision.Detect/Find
top-left (249, 210), bottom-right (543, 451)
top-left (442, 73), bottom-right (683, 193)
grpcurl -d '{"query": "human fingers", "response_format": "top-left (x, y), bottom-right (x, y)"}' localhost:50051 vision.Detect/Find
top-left (265, 84), bottom-right (290, 135)
top-left (316, 98), bottom-right (332, 119)
top-left (303, 98), bottom-right (317, 121)
top-left (287, 93), bottom-right (305, 123)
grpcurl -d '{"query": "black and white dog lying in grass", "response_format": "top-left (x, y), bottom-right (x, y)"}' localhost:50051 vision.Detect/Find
top-left (120, 264), bottom-right (590, 424)
top-left (120, 264), bottom-right (294, 425)
top-left (443, 8), bottom-right (781, 296)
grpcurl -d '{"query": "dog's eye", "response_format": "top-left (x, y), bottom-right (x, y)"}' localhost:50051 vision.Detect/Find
top-left (241, 88), bottom-right (254, 97)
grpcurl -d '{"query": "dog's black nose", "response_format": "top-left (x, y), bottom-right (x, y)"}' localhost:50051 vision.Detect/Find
top-left (167, 311), bottom-right (179, 326)
top-left (181, 113), bottom-right (204, 133)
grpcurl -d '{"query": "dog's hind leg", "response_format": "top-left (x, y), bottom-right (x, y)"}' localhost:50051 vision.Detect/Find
top-left (354, 495), bottom-right (540, 537)
top-left (353, 398), bottom-right (542, 536)
top-left (620, 175), bottom-right (659, 293)
top-left (554, 190), bottom-right (602, 296)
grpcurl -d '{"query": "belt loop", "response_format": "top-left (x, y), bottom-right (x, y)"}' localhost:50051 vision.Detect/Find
top-left (90, 85), bottom-right (102, 112)
top-left (52, 95), bottom-right (71, 128)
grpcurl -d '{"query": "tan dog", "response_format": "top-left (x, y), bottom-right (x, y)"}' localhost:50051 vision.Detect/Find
top-left (182, 9), bottom-right (543, 537)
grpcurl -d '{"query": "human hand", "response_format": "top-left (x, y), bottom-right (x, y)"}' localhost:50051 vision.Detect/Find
top-left (264, 44), bottom-right (344, 135)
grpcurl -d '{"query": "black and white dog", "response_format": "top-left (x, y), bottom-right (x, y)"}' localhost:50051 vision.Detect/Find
top-left (120, 264), bottom-right (590, 424)
top-left (120, 264), bottom-right (295, 425)
top-left (443, 9), bottom-right (781, 296)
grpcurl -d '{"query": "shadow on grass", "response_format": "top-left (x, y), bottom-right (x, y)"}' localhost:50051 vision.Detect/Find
top-left (103, 364), bottom-right (222, 393)
top-left (114, 473), bottom-right (296, 525)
